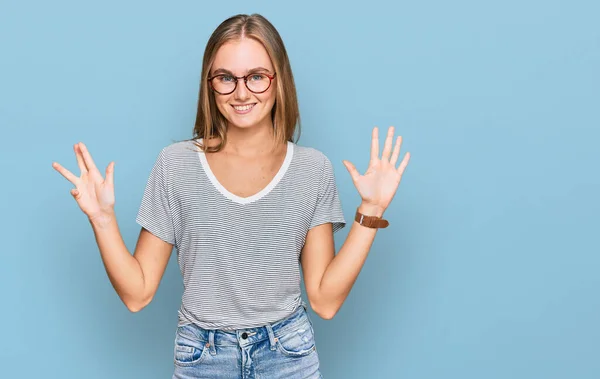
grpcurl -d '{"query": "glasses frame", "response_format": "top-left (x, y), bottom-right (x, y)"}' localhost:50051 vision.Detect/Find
top-left (207, 72), bottom-right (277, 95)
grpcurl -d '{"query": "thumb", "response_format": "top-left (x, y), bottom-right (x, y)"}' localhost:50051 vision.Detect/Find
top-left (105, 162), bottom-right (115, 186)
top-left (342, 160), bottom-right (360, 183)
top-left (70, 188), bottom-right (80, 199)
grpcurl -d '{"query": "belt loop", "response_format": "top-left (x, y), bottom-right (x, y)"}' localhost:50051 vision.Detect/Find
top-left (265, 324), bottom-right (277, 351)
top-left (208, 330), bottom-right (216, 356)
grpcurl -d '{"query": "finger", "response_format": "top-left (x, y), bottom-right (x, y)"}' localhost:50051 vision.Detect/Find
top-left (105, 162), bottom-right (115, 187)
top-left (370, 127), bottom-right (379, 163)
top-left (396, 152), bottom-right (411, 175)
top-left (390, 136), bottom-right (402, 166)
top-left (52, 162), bottom-right (79, 185)
top-left (381, 126), bottom-right (395, 161)
top-left (342, 160), bottom-right (361, 183)
top-left (78, 142), bottom-right (98, 172)
top-left (74, 144), bottom-right (88, 174)
top-left (70, 188), bottom-right (81, 200)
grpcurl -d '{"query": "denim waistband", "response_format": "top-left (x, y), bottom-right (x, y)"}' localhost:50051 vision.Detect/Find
top-left (175, 304), bottom-right (312, 349)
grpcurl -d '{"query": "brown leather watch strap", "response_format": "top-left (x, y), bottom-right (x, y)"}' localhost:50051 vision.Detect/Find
top-left (354, 208), bottom-right (389, 229)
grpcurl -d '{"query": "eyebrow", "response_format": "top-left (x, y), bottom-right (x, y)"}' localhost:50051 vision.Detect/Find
top-left (211, 67), bottom-right (272, 76)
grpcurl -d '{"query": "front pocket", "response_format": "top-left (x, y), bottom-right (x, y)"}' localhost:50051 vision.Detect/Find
top-left (174, 342), bottom-right (207, 366)
top-left (173, 325), bottom-right (208, 367)
top-left (275, 322), bottom-right (317, 357)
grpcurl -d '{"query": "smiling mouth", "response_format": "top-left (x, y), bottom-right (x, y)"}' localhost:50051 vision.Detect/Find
top-left (232, 103), bottom-right (256, 112)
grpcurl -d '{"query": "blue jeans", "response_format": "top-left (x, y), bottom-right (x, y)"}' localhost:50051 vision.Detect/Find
top-left (172, 305), bottom-right (323, 378)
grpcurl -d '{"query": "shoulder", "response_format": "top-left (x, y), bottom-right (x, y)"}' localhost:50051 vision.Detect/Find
top-left (156, 139), bottom-right (202, 161)
top-left (143, 140), bottom-right (201, 176)
top-left (291, 143), bottom-right (332, 169)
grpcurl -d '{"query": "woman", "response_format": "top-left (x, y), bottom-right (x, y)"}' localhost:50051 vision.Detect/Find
top-left (52, 13), bottom-right (410, 379)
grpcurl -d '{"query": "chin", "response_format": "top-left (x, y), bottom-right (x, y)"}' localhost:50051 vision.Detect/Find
top-left (228, 117), bottom-right (261, 129)
top-left (227, 113), bottom-right (272, 130)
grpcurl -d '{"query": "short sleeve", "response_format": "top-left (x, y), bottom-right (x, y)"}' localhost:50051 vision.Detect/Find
top-left (136, 148), bottom-right (176, 246)
top-left (309, 155), bottom-right (346, 233)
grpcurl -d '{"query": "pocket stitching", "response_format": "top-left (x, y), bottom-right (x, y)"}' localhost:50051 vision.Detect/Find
top-left (276, 339), bottom-right (316, 357)
top-left (275, 323), bottom-right (316, 358)
top-left (174, 342), bottom-right (207, 366)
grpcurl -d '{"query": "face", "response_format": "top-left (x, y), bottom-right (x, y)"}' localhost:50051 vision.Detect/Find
top-left (210, 38), bottom-right (277, 130)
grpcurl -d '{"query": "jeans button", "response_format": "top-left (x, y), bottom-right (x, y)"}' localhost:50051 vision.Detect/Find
top-left (241, 332), bottom-right (248, 339)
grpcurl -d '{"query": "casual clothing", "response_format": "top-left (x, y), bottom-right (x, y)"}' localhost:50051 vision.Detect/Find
top-left (172, 304), bottom-right (322, 379)
top-left (136, 138), bottom-right (346, 330)
top-left (136, 138), bottom-right (345, 377)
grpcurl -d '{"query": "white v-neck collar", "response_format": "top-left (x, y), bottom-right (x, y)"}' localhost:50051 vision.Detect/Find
top-left (196, 139), bottom-right (294, 205)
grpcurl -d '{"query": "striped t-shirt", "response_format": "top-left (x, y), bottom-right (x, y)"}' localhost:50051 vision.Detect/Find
top-left (136, 139), bottom-right (346, 330)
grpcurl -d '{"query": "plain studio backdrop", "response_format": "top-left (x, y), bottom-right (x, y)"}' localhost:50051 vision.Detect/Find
top-left (1, 1), bottom-right (598, 378)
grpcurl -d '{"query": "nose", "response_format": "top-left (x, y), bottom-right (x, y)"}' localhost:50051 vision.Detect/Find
top-left (233, 77), bottom-right (250, 100)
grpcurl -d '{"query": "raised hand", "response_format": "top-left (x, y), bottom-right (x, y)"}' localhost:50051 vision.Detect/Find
top-left (52, 142), bottom-right (116, 221)
top-left (342, 126), bottom-right (410, 214)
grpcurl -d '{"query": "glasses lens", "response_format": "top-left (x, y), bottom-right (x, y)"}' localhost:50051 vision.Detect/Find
top-left (211, 75), bottom-right (236, 94)
top-left (246, 74), bottom-right (270, 93)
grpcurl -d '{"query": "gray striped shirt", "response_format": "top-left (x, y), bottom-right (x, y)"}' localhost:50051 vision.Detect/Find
top-left (136, 139), bottom-right (346, 330)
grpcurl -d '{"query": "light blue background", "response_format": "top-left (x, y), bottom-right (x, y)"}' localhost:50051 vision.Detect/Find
top-left (1, 0), bottom-right (599, 378)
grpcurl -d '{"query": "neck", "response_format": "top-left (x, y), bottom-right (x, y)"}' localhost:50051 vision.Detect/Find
top-left (224, 118), bottom-right (280, 157)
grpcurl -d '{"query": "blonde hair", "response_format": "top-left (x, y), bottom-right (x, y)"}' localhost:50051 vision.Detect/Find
top-left (190, 13), bottom-right (301, 153)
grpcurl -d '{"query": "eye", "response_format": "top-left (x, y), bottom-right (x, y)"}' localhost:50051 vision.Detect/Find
top-left (248, 74), bottom-right (266, 82)
top-left (219, 75), bottom-right (235, 83)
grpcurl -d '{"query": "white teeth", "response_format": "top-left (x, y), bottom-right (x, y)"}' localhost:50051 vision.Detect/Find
top-left (233, 104), bottom-right (254, 111)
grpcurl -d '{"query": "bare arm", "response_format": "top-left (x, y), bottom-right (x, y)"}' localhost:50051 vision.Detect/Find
top-left (53, 142), bottom-right (172, 312)
top-left (90, 214), bottom-right (172, 312)
top-left (301, 126), bottom-right (410, 319)
top-left (301, 202), bottom-right (382, 319)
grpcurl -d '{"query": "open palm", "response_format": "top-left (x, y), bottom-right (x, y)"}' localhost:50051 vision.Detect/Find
top-left (343, 126), bottom-right (410, 212)
top-left (52, 142), bottom-right (116, 220)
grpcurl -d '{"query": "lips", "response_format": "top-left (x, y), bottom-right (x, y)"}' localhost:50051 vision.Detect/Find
top-left (232, 103), bottom-right (256, 111)
top-left (231, 103), bottom-right (256, 114)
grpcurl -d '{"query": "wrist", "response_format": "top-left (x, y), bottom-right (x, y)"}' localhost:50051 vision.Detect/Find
top-left (88, 210), bottom-right (116, 229)
top-left (358, 202), bottom-right (385, 218)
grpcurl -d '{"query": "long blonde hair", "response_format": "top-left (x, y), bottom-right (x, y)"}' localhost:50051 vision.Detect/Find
top-left (190, 13), bottom-right (301, 153)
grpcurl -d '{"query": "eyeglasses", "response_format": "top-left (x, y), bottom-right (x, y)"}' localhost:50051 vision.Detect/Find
top-left (208, 72), bottom-right (276, 95)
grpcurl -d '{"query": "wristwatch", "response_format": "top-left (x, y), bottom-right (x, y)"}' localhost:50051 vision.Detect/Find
top-left (354, 208), bottom-right (389, 229)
